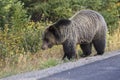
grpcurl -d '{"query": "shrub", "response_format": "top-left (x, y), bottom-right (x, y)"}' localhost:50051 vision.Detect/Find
top-left (22, 0), bottom-right (119, 33)
top-left (0, 22), bottom-right (45, 59)
top-left (21, 22), bottom-right (44, 53)
top-left (0, 0), bottom-right (29, 30)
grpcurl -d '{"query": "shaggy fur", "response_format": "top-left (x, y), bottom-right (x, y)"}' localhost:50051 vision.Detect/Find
top-left (41, 10), bottom-right (107, 60)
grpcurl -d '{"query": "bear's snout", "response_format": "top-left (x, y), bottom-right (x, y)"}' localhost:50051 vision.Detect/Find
top-left (41, 44), bottom-right (48, 50)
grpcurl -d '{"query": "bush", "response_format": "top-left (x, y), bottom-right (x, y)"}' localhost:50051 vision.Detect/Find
top-left (22, 0), bottom-right (119, 33)
top-left (0, 0), bottom-right (29, 30)
top-left (21, 22), bottom-right (44, 53)
top-left (0, 22), bottom-right (45, 58)
top-left (0, 25), bottom-right (24, 59)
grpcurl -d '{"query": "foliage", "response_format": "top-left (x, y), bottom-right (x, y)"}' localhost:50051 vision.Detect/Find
top-left (0, 0), bottom-right (29, 29)
top-left (21, 22), bottom-right (44, 53)
top-left (21, 0), bottom-right (119, 32)
top-left (0, 25), bottom-right (23, 59)
top-left (21, 0), bottom-right (73, 22)
top-left (0, 22), bottom-right (45, 60)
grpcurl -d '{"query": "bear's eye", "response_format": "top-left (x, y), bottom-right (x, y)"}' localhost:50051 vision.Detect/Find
top-left (45, 38), bottom-right (49, 43)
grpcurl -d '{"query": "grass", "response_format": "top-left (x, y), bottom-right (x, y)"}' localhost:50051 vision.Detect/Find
top-left (0, 23), bottom-right (120, 79)
top-left (0, 46), bottom-right (63, 78)
top-left (106, 27), bottom-right (120, 51)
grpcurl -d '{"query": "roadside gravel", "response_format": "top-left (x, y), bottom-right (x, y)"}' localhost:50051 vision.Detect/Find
top-left (1, 50), bottom-right (120, 80)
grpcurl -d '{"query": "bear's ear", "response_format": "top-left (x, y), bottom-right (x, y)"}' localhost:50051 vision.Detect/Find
top-left (54, 19), bottom-right (71, 27)
top-left (48, 26), bottom-right (61, 40)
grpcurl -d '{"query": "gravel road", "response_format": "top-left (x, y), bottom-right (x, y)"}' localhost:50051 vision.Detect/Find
top-left (41, 51), bottom-right (120, 80)
top-left (1, 50), bottom-right (120, 80)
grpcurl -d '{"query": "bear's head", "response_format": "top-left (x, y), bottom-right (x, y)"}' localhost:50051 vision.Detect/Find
top-left (41, 26), bottom-right (56, 50)
top-left (41, 19), bottom-right (71, 50)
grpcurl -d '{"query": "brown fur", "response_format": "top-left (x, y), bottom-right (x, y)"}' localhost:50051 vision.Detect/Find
top-left (41, 10), bottom-right (107, 60)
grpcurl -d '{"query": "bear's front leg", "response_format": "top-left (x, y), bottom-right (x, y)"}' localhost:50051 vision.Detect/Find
top-left (62, 40), bottom-right (76, 60)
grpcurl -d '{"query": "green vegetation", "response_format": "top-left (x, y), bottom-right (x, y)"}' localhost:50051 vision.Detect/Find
top-left (0, 0), bottom-right (120, 78)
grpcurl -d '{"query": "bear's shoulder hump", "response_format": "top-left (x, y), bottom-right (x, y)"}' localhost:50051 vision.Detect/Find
top-left (55, 19), bottom-right (71, 27)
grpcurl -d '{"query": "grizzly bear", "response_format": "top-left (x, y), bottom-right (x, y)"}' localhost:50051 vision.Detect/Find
top-left (41, 10), bottom-right (107, 60)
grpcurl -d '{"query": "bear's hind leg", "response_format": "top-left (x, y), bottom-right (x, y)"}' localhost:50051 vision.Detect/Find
top-left (93, 39), bottom-right (106, 55)
top-left (80, 43), bottom-right (92, 57)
